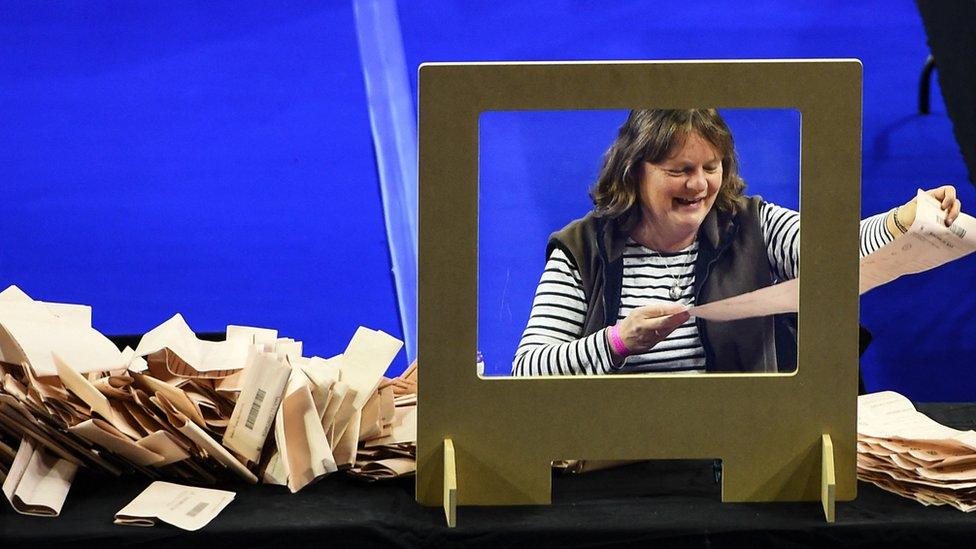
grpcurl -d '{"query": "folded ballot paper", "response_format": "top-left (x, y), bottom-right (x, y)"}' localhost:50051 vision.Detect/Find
top-left (858, 392), bottom-right (976, 512)
top-left (0, 286), bottom-right (126, 377)
top-left (0, 285), bottom-right (419, 520)
top-left (3, 437), bottom-right (78, 516)
top-left (348, 360), bottom-right (418, 481)
top-left (115, 481), bottom-right (235, 531)
top-left (690, 190), bottom-right (976, 321)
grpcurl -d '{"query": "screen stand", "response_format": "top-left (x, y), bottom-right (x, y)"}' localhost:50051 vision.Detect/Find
top-left (821, 434), bottom-right (836, 523)
top-left (444, 438), bottom-right (457, 527)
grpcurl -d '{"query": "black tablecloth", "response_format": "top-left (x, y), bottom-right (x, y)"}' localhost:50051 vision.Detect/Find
top-left (2, 404), bottom-right (975, 548)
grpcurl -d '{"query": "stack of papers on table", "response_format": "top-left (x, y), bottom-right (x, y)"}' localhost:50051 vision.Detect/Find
top-left (0, 285), bottom-right (410, 520)
top-left (347, 360), bottom-right (417, 481)
top-left (857, 391), bottom-right (976, 512)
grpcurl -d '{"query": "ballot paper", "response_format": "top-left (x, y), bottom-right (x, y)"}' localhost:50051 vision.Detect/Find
top-left (289, 369), bottom-right (338, 489)
top-left (348, 457), bottom-right (416, 481)
top-left (170, 409), bottom-right (258, 484)
top-left (3, 437), bottom-right (78, 516)
top-left (349, 366), bottom-right (418, 481)
top-left (133, 373), bottom-right (207, 428)
top-left (857, 392), bottom-right (976, 512)
top-left (858, 391), bottom-right (976, 451)
top-left (0, 392), bottom-right (114, 473)
top-left (121, 347), bottom-right (148, 373)
top-left (263, 368), bottom-right (339, 493)
top-left (226, 324), bottom-right (278, 348)
top-left (135, 315), bottom-right (274, 377)
top-left (300, 356), bottom-right (341, 418)
top-left (69, 419), bottom-right (167, 467)
top-left (40, 301), bottom-right (92, 328)
top-left (333, 408), bottom-right (361, 469)
top-left (359, 385), bottom-right (395, 442)
top-left (688, 278), bottom-right (798, 322)
top-left (391, 360), bottom-right (417, 396)
top-left (860, 190), bottom-right (976, 293)
top-left (321, 379), bottom-right (350, 435)
top-left (53, 353), bottom-right (144, 442)
top-left (115, 481), bottom-right (235, 531)
top-left (691, 190), bottom-right (976, 322)
top-left (340, 328), bottom-right (403, 412)
top-left (364, 405), bottom-right (417, 448)
top-left (329, 383), bottom-right (360, 448)
top-left (222, 348), bottom-right (290, 463)
top-left (0, 286), bottom-right (126, 376)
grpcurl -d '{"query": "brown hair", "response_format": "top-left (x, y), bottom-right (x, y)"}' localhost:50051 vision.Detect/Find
top-left (589, 109), bottom-right (746, 232)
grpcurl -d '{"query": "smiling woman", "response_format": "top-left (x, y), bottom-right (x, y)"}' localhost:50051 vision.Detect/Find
top-left (635, 133), bottom-right (723, 250)
top-left (510, 109), bottom-right (962, 377)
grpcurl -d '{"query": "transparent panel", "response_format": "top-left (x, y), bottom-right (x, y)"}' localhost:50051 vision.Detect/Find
top-left (478, 108), bottom-right (801, 377)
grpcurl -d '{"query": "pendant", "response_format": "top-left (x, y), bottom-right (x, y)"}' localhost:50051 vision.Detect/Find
top-left (669, 284), bottom-right (681, 301)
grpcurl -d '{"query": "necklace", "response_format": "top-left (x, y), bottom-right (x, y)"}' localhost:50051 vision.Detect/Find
top-left (653, 250), bottom-right (684, 301)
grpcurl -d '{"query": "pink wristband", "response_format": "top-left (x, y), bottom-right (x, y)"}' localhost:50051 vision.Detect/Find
top-left (609, 324), bottom-right (632, 357)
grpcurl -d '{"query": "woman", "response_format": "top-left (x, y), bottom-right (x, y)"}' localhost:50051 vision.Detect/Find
top-left (511, 109), bottom-right (961, 376)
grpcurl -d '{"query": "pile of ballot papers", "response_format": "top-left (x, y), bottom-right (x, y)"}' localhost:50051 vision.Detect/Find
top-left (346, 360), bottom-right (417, 482)
top-left (0, 285), bottom-right (418, 517)
top-left (857, 391), bottom-right (976, 512)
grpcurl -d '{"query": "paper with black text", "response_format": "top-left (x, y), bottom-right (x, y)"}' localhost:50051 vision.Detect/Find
top-left (222, 348), bottom-right (290, 463)
top-left (691, 191), bottom-right (976, 321)
top-left (857, 391), bottom-right (976, 512)
top-left (115, 481), bottom-right (234, 531)
top-left (858, 391), bottom-right (976, 450)
top-left (860, 190), bottom-right (976, 294)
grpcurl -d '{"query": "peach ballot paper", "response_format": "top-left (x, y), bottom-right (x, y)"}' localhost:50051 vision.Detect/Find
top-left (690, 190), bottom-right (976, 321)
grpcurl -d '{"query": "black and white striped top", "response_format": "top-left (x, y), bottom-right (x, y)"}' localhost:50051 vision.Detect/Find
top-left (511, 202), bottom-right (893, 376)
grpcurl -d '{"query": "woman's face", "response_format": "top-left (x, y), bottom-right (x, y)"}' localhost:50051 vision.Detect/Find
top-left (637, 132), bottom-right (723, 247)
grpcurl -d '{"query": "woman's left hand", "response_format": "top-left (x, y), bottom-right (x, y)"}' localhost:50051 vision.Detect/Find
top-left (892, 185), bottom-right (962, 234)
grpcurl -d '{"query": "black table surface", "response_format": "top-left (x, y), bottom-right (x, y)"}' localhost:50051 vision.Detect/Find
top-left (2, 403), bottom-right (975, 548)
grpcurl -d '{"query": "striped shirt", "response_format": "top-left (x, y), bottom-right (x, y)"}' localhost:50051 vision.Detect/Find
top-left (511, 203), bottom-right (893, 376)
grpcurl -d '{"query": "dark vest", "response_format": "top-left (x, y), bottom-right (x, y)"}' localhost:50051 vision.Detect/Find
top-left (547, 196), bottom-right (795, 373)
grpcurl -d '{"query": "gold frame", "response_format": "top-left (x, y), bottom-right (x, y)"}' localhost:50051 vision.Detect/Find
top-left (417, 60), bottom-right (861, 509)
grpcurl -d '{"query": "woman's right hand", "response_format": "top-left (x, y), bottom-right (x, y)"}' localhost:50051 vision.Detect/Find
top-left (611, 301), bottom-right (691, 360)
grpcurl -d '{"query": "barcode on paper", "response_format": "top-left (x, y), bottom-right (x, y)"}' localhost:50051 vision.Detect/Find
top-left (186, 502), bottom-right (208, 517)
top-left (949, 224), bottom-right (966, 239)
top-left (245, 389), bottom-right (266, 430)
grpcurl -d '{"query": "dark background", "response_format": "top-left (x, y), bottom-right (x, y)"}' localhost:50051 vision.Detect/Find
top-left (2, 1), bottom-right (973, 399)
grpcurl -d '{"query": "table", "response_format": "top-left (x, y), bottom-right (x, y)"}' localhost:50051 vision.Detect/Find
top-left (3, 404), bottom-right (975, 548)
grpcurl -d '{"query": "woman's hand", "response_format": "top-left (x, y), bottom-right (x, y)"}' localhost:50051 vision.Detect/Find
top-left (609, 301), bottom-right (691, 363)
top-left (890, 185), bottom-right (962, 235)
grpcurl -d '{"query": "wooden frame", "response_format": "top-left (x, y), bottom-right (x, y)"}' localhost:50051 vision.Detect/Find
top-left (417, 60), bottom-right (861, 518)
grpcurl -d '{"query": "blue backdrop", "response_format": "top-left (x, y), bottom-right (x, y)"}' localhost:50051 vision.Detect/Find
top-left (0, 1), bottom-right (406, 368)
top-left (2, 1), bottom-right (973, 399)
